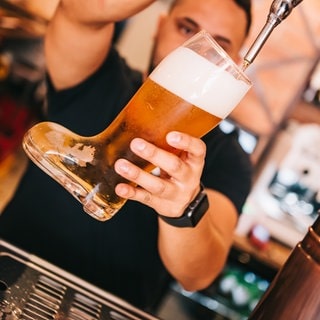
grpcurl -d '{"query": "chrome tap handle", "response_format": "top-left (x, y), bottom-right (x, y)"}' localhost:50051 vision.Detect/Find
top-left (269, 0), bottom-right (303, 22)
top-left (243, 0), bottom-right (304, 68)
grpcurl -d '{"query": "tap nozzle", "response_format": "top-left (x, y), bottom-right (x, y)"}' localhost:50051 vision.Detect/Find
top-left (243, 0), bottom-right (304, 70)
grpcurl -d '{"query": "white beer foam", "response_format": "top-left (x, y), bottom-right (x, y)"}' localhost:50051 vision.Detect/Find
top-left (150, 47), bottom-right (251, 119)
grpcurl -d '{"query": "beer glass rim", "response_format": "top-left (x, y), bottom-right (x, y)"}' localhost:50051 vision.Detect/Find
top-left (183, 29), bottom-right (252, 86)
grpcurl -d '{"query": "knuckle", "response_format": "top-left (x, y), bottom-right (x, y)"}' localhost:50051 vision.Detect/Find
top-left (127, 166), bottom-right (140, 180)
top-left (168, 157), bottom-right (183, 172)
top-left (145, 144), bottom-right (158, 159)
top-left (143, 191), bottom-right (152, 204)
top-left (153, 181), bottom-right (166, 195)
top-left (140, 141), bottom-right (158, 159)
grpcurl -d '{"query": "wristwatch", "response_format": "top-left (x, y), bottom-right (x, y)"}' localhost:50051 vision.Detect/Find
top-left (159, 183), bottom-right (209, 228)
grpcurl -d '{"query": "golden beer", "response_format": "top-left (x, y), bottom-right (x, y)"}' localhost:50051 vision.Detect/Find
top-left (23, 31), bottom-right (251, 221)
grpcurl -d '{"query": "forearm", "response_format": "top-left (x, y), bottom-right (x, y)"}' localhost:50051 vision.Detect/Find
top-left (158, 189), bottom-right (238, 291)
top-left (45, 0), bottom-right (155, 90)
top-left (56, 0), bottom-right (155, 25)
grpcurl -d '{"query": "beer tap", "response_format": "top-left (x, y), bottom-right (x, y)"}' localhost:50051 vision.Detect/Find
top-left (243, 0), bottom-right (304, 70)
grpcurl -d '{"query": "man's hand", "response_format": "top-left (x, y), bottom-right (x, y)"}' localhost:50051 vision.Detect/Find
top-left (114, 131), bottom-right (206, 217)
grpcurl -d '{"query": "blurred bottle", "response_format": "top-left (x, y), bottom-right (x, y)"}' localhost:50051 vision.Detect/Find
top-left (248, 213), bottom-right (320, 319)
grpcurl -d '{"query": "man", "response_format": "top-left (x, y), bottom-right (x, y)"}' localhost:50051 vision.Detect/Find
top-left (0, 0), bottom-right (252, 312)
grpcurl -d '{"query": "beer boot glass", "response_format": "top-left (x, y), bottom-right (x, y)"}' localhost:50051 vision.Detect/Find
top-left (23, 30), bottom-right (251, 221)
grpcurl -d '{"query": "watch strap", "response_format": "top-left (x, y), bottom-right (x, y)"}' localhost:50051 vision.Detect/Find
top-left (159, 183), bottom-right (209, 228)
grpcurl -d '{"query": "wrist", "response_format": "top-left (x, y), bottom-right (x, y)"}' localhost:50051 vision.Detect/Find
top-left (159, 183), bottom-right (209, 228)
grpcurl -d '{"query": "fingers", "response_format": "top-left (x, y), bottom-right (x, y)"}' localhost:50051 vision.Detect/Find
top-left (114, 159), bottom-right (178, 215)
top-left (166, 131), bottom-right (206, 158)
top-left (115, 159), bottom-right (166, 196)
top-left (129, 132), bottom-right (206, 180)
top-left (113, 132), bottom-right (207, 216)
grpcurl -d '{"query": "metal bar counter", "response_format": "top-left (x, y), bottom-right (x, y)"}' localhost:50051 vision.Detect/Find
top-left (0, 239), bottom-right (160, 320)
